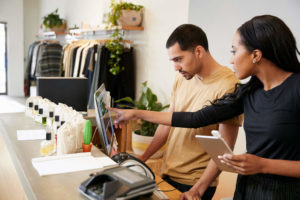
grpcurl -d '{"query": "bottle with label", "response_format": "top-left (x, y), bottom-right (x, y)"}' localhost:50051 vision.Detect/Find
top-left (35, 108), bottom-right (46, 125)
top-left (25, 102), bottom-right (34, 117)
top-left (33, 104), bottom-right (39, 117)
top-left (40, 131), bottom-right (56, 156)
top-left (53, 115), bottom-right (60, 131)
top-left (47, 110), bottom-right (54, 127)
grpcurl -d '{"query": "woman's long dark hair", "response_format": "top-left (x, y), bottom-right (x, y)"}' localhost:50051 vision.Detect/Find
top-left (213, 15), bottom-right (300, 106)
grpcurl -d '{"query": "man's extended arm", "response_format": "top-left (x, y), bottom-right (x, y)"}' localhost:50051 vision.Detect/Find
top-left (139, 104), bottom-right (174, 162)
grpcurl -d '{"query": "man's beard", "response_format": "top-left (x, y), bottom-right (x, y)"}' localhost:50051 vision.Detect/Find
top-left (179, 69), bottom-right (194, 80)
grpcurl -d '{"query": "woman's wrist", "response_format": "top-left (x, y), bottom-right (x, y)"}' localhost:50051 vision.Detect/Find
top-left (260, 157), bottom-right (269, 174)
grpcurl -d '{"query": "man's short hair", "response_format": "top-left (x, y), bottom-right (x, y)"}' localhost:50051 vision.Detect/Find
top-left (166, 24), bottom-right (209, 51)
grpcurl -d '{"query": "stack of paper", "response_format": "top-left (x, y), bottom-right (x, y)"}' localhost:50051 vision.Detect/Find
top-left (32, 152), bottom-right (117, 176)
top-left (17, 129), bottom-right (46, 140)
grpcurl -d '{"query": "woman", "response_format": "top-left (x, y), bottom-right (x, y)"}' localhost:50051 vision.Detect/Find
top-left (109, 15), bottom-right (300, 199)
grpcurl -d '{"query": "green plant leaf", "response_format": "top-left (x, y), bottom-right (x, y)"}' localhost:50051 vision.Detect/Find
top-left (42, 8), bottom-right (63, 29)
top-left (115, 96), bottom-right (134, 104)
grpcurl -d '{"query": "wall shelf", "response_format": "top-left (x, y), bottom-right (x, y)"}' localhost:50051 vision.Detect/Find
top-left (121, 25), bottom-right (144, 31)
top-left (69, 26), bottom-right (144, 35)
top-left (36, 26), bottom-right (144, 43)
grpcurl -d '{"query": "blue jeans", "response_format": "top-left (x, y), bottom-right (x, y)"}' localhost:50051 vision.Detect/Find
top-left (163, 176), bottom-right (216, 200)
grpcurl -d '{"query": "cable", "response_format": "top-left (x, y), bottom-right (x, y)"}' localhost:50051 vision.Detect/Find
top-left (156, 179), bottom-right (165, 185)
top-left (156, 188), bottom-right (177, 192)
top-left (155, 179), bottom-right (177, 192)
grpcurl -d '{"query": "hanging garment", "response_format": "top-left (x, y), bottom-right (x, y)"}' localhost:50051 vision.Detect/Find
top-left (35, 43), bottom-right (63, 77)
top-left (24, 41), bottom-right (40, 96)
top-left (98, 46), bottom-right (135, 103)
top-left (87, 45), bottom-right (102, 109)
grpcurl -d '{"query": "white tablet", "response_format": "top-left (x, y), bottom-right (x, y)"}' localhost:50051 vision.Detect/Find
top-left (195, 134), bottom-right (236, 173)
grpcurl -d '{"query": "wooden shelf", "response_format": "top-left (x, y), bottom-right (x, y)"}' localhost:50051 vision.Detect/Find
top-left (121, 25), bottom-right (144, 31)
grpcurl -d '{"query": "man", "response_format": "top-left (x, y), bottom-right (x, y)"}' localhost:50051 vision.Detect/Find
top-left (138, 24), bottom-right (243, 200)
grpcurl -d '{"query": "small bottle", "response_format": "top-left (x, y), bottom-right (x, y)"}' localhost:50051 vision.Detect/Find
top-left (47, 111), bottom-right (54, 127)
top-left (40, 132), bottom-right (56, 156)
top-left (36, 108), bottom-right (46, 124)
top-left (25, 102), bottom-right (33, 117)
top-left (53, 115), bottom-right (60, 131)
top-left (33, 105), bottom-right (39, 116)
top-left (41, 109), bottom-right (47, 125)
top-left (35, 108), bottom-right (42, 123)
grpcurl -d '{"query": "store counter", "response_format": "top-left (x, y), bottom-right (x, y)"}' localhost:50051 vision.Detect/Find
top-left (0, 113), bottom-right (180, 200)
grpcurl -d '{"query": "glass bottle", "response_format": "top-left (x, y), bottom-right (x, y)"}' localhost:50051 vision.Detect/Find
top-left (53, 115), bottom-right (60, 131)
top-left (35, 108), bottom-right (46, 125)
top-left (40, 132), bottom-right (56, 156)
top-left (41, 109), bottom-right (47, 125)
top-left (47, 111), bottom-right (54, 127)
top-left (25, 102), bottom-right (33, 117)
top-left (33, 104), bottom-right (39, 116)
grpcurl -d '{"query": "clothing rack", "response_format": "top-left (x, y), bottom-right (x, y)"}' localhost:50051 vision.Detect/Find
top-left (60, 38), bottom-right (135, 109)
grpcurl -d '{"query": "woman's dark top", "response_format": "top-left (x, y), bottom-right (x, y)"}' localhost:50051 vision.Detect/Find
top-left (172, 73), bottom-right (300, 161)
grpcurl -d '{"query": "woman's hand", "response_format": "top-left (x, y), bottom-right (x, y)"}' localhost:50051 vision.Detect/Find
top-left (218, 153), bottom-right (265, 175)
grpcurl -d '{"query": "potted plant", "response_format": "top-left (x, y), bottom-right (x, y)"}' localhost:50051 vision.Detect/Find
top-left (115, 82), bottom-right (169, 158)
top-left (82, 120), bottom-right (92, 152)
top-left (42, 8), bottom-right (66, 33)
top-left (105, 0), bottom-right (144, 75)
top-left (107, 0), bottom-right (144, 27)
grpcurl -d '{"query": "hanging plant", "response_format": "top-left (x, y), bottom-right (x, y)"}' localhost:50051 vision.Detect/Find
top-left (105, 0), bottom-right (144, 75)
top-left (105, 29), bottom-right (125, 75)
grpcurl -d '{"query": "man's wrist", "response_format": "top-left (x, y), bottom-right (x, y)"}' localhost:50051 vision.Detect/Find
top-left (190, 183), bottom-right (205, 198)
top-left (138, 154), bottom-right (148, 162)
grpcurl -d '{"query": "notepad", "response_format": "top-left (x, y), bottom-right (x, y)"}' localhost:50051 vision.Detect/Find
top-left (32, 152), bottom-right (117, 176)
top-left (17, 129), bottom-right (46, 140)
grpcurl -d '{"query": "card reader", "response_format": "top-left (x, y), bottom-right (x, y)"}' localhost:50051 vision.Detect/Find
top-left (78, 166), bottom-right (156, 200)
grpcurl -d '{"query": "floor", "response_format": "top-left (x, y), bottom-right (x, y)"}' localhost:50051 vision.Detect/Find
top-left (0, 95), bottom-right (27, 200)
top-left (0, 95), bottom-right (26, 113)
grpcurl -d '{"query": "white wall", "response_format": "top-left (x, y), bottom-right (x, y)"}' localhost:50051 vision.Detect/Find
top-left (125, 0), bottom-right (189, 104)
top-left (24, 0), bottom-right (39, 66)
top-left (188, 0), bottom-right (300, 69)
top-left (0, 0), bottom-right (24, 96)
top-left (37, 0), bottom-right (105, 30)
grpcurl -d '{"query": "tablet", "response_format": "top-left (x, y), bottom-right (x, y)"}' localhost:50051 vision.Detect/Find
top-left (195, 134), bottom-right (236, 173)
top-left (94, 84), bottom-right (118, 156)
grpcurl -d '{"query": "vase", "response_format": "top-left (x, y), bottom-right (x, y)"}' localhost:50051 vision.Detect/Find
top-left (131, 131), bottom-right (164, 159)
top-left (118, 10), bottom-right (143, 26)
top-left (50, 22), bottom-right (67, 34)
top-left (82, 143), bottom-right (92, 152)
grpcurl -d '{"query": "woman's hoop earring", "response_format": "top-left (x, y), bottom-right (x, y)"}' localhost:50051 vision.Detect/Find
top-left (253, 60), bottom-right (256, 64)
